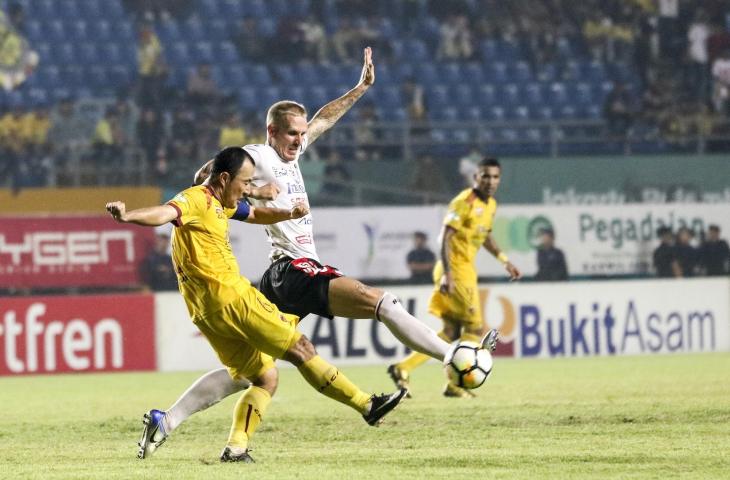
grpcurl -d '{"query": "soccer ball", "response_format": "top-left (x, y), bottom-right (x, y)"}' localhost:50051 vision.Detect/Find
top-left (443, 341), bottom-right (494, 389)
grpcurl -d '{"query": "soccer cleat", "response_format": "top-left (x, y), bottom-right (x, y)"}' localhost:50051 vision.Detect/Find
top-left (137, 409), bottom-right (168, 459)
top-left (386, 364), bottom-right (412, 398)
top-left (443, 382), bottom-right (476, 399)
top-left (481, 329), bottom-right (499, 352)
top-left (362, 388), bottom-right (408, 426)
top-left (220, 446), bottom-right (255, 463)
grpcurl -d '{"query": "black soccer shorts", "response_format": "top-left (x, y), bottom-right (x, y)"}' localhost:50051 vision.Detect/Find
top-left (258, 256), bottom-right (343, 319)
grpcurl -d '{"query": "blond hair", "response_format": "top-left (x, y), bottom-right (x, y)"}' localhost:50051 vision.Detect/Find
top-left (266, 100), bottom-right (307, 129)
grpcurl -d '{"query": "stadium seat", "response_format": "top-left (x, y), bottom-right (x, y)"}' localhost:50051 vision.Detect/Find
top-left (219, 0), bottom-right (244, 17)
top-left (199, 0), bottom-right (221, 17)
top-left (103, 0), bottom-right (125, 20)
top-left (293, 63), bottom-right (319, 85)
top-left (183, 18), bottom-right (206, 42)
top-left (34, 42), bottom-right (52, 62)
top-left (428, 84), bottom-right (450, 109)
top-left (37, 66), bottom-right (61, 88)
top-left (69, 21), bottom-right (88, 41)
top-left (99, 43), bottom-right (123, 65)
top-left (25, 20), bottom-right (43, 40)
top-left (158, 21), bottom-right (181, 42)
top-left (27, 88), bottom-right (49, 107)
top-left (54, 43), bottom-right (76, 64)
top-left (404, 39), bottom-right (429, 61)
top-left (584, 104), bottom-right (602, 119)
top-left (558, 105), bottom-right (578, 119)
top-left (454, 85), bottom-right (474, 107)
top-left (478, 84), bottom-right (496, 105)
top-left (486, 106), bottom-right (506, 122)
top-left (438, 63), bottom-right (462, 86)
top-left (431, 106), bottom-right (458, 122)
top-left (464, 106), bottom-right (482, 121)
top-left (463, 63), bottom-right (485, 85)
top-left (61, 66), bottom-right (84, 87)
top-left (563, 60), bottom-right (581, 81)
top-left (498, 127), bottom-right (519, 142)
top-left (486, 62), bottom-right (508, 83)
top-left (78, 0), bottom-right (103, 20)
top-left (218, 41), bottom-right (239, 63)
top-left (46, 20), bottom-right (66, 42)
top-left (248, 64), bottom-right (272, 86)
top-left (415, 64), bottom-right (438, 86)
top-left (381, 107), bottom-right (407, 122)
top-left (168, 43), bottom-right (191, 65)
top-left (512, 61), bottom-right (532, 83)
top-left (192, 41), bottom-right (215, 63)
top-left (499, 83), bottom-right (520, 106)
top-left (109, 64), bottom-right (133, 86)
top-left (89, 21), bottom-right (112, 41)
top-left (480, 39), bottom-right (498, 61)
top-left (207, 19), bottom-right (228, 41)
top-left (259, 86), bottom-right (282, 107)
top-left (272, 64), bottom-right (296, 83)
top-left (573, 82), bottom-right (594, 105)
top-left (307, 86), bottom-right (329, 108)
top-left (478, 127), bottom-right (495, 143)
top-left (548, 82), bottom-right (568, 106)
top-left (237, 87), bottom-right (258, 109)
top-left (536, 63), bottom-right (557, 82)
top-left (116, 21), bottom-right (135, 42)
top-left (78, 43), bottom-right (100, 64)
top-left (534, 106), bottom-right (554, 121)
top-left (88, 65), bottom-right (109, 89)
top-left (257, 18), bottom-right (277, 37)
top-left (586, 60), bottom-right (606, 82)
top-left (287, 86), bottom-right (307, 104)
top-left (380, 85), bottom-right (402, 109)
top-left (222, 64), bottom-right (246, 88)
top-left (246, 0), bottom-right (270, 17)
top-left (523, 82), bottom-right (544, 105)
top-left (511, 105), bottom-right (531, 121)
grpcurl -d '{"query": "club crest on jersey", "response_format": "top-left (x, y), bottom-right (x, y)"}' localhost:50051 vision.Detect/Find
top-left (215, 207), bottom-right (225, 219)
top-left (475, 207), bottom-right (484, 215)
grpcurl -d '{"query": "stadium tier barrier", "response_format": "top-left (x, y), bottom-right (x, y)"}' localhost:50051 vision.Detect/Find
top-left (1, 278), bottom-right (728, 375)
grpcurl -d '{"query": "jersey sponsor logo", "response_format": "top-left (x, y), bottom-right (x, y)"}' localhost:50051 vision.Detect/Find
top-left (295, 234), bottom-right (313, 245)
top-left (287, 182), bottom-right (306, 194)
top-left (291, 259), bottom-right (342, 277)
top-left (272, 166), bottom-right (290, 178)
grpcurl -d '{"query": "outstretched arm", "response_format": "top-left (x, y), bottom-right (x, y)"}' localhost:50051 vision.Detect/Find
top-left (483, 232), bottom-right (521, 280)
top-left (245, 202), bottom-right (309, 225)
top-left (307, 47), bottom-right (375, 144)
top-left (106, 201), bottom-right (178, 226)
top-left (193, 159), bottom-right (280, 200)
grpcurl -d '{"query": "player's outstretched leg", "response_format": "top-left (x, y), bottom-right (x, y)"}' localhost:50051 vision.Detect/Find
top-left (220, 446), bottom-right (255, 463)
top-left (386, 364), bottom-right (412, 398)
top-left (137, 409), bottom-right (168, 459)
top-left (362, 388), bottom-right (409, 426)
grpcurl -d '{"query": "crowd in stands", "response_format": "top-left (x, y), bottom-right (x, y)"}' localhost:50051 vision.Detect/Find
top-left (1, 0), bottom-right (730, 195)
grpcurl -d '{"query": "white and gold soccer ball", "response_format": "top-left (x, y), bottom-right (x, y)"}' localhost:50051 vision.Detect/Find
top-left (443, 341), bottom-right (494, 389)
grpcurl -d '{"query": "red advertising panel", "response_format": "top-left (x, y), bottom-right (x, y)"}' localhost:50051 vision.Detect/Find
top-left (0, 216), bottom-right (155, 288)
top-left (0, 294), bottom-right (156, 375)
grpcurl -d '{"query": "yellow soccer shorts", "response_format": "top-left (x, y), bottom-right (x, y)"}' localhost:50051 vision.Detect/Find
top-left (429, 263), bottom-right (482, 329)
top-left (194, 286), bottom-right (301, 381)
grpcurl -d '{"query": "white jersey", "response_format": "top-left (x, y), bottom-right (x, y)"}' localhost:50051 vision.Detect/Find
top-left (243, 141), bottom-right (320, 263)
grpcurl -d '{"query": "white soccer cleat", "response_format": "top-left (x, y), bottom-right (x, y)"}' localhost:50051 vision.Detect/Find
top-left (481, 329), bottom-right (499, 352)
top-left (137, 409), bottom-right (168, 459)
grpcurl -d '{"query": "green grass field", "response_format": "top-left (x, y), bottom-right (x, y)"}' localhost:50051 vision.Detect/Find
top-left (1, 354), bottom-right (729, 479)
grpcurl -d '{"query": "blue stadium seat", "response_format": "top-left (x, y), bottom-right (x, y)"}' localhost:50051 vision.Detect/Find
top-left (27, 88), bottom-right (49, 107)
top-left (248, 64), bottom-right (271, 86)
top-left (99, 43), bottom-right (123, 65)
top-left (89, 21), bottom-right (112, 41)
top-left (404, 39), bottom-right (429, 61)
top-left (381, 107), bottom-right (407, 122)
top-left (563, 60), bottom-right (581, 81)
top-left (428, 84), bottom-right (450, 109)
top-left (78, 0), bottom-right (103, 20)
top-left (183, 17), bottom-right (205, 41)
top-left (246, 0), bottom-right (270, 17)
top-left (109, 64), bottom-right (133, 86)
top-left (438, 63), bottom-right (462, 85)
top-left (199, 0), bottom-right (221, 17)
top-left (103, 0), bottom-right (125, 19)
top-left (192, 41), bottom-right (215, 63)
top-left (511, 105), bottom-right (531, 121)
top-left (287, 86), bottom-right (307, 104)
top-left (512, 61), bottom-right (532, 83)
top-left (223, 64), bottom-right (246, 88)
top-left (306, 86), bottom-right (329, 108)
top-left (34, 42), bottom-right (52, 62)
top-left (498, 83), bottom-right (520, 105)
top-left (37, 66), bottom-right (61, 88)
top-left (375, 63), bottom-right (393, 84)
top-left (69, 21), bottom-right (88, 41)
top-left (534, 106), bottom-right (554, 121)
top-left (293, 63), bottom-right (318, 85)
top-left (586, 60), bottom-right (606, 82)
top-left (380, 85), bottom-right (402, 109)
top-left (478, 84), bottom-right (496, 105)
top-left (54, 43), bottom-right (76, 64)
top-left (272, 64), bottom-right (296, 83)
top-left (464, 106), bottom-right (482, 121)
top-left (46, 20), bottom-right (66, 42)
top-left (573, 82), bottom-right (594, 105)
top-left (57, 0), bottom-right (82, 21)
top-left (218, 41), bottom-right (239, 63)
top-left (485, 106), bottom-right (506, 122)
top-left (158, 21), bottom-right (181, 41)
top-left (61, 66), bottom-right (84, 87)
top-left (583, 105), bottom-right (602, 119)
top-left (558, 105), bottom-right (578, 119)
top-left (463, 63), bottom-right (485, 85)
top-left (498, 127), bottom-right (519, 142)
top-left (479, 127), bottom-right (495, 143)
top-left (207, 19), bottom-right (228, 41)
top-left (259, 86), bottom-right (282, 107)
top-left (536, 63), bottom-right (557, 82)
top-left (480, 39), bottom-right (497, 61)
top-left (393, 62), bottom-right (414, 81)
top-left (25, 20), bottom-right (43, 40)
top-left (116, 21), bottom-right (135, 42)
top-left (548, 82), bottom-right (568, 106)
top-left (486, 62), bottom-right (508, 83)
top-left (431, 106), bottom-right (458, 122)
top-left (78, 43), bottom-right (100, 64)
top-left (523, 82), bottom-right (544, 105)
top-left (168, 43), bottom-right (191, 65)
top-left (525, 127), bottom-right (544, 142)
top-left (238, 87), bottom-right (258, 109)
top-left (415, 64), bottom-right (438, 85)
top-left (88, 65), bottom-right (109, 89)
top-left (257, 18), bottom-right (277, 37)
top-left (454, 85), bottom-right (474, 107)
top-left (51, 88), bottom-right (73, 102)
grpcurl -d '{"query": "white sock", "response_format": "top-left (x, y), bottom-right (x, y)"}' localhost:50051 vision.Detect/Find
top-left (162, 368), bottom-right (250, 434)
top-left (375, 292), bottom-right (450, 360)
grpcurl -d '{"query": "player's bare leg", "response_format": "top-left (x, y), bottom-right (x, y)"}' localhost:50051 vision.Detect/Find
top-left (328, 277), bottom-right (450, 360)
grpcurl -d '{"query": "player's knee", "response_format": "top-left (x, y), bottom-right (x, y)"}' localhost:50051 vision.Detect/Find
top-left (252, 367), bottom-right (279, 396)
top-left (283, 335), bottom-right (317, 366)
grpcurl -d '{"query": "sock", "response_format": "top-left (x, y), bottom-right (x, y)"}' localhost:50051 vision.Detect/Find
top-left (397, 330), bottom-right (452, 372)
top-left (297, 355), bottom-right (371, 414)
top-left (163, 368), bottom-right (250, 435)
top-left (460, 332), bottom-right (481, 343)
top-left (227, 386), bottom-right (271, 449)
top-left (376, 292), bottom-right (450, 360)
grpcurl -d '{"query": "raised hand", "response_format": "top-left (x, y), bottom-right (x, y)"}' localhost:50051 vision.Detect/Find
top-left (106, 201), bottom-right (127, 222)
top-left (359, 46), bottom-right (375, 86)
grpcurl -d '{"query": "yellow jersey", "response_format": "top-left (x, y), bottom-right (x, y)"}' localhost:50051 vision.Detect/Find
top-left (167, 185), bottom-right (250, 321)
top-left (434, 188), bottom-right (497, 281)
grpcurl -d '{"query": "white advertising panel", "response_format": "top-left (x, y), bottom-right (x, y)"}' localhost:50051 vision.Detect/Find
top-left (154, 279), bottom-right (730, 371)
top-left (228, 203), bottom-right (730, 280)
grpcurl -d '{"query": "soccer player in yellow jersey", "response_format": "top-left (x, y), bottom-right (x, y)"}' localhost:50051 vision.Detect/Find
top-left (107, 147), bottom-right (407, 463)
top-left (388, 157), bottom-right (521, 398)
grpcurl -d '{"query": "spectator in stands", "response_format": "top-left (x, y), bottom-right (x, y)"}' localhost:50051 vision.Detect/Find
top-left (114, 95), bottom-right (139, 147)
top-left (234, 17), bottom-right (267, 63)
top-left (332, 18), bottom-right (362, 62)
top-left (458, 146), bottom-right (481, 187)
top-left (402, 77), bottom-right (429, 140)
top-left (674, 227), bottom-right (699, 277)
top-left (47, 97), bottom-right (88, 166)
top-left (353, 102), bottom-right (381, 161)
top-left (406, 231), bottom-right (436, 284)
top-left (276, 16), bottom-right (306, 63)
top-left (140, 231), bottom-right (178, 291)
top-left (187, 63), bottom-right (221, 106)
top-left (92, 106), bottom-right (125, 164)
top-left (137, 108), bottom-right (165, 164)
top-left (218, 112), bottom-right (247, 149)
top-left (604, 82), bottom-right (634, 138)
top-left (711, 49), bottom-right (730, 115)
top-left (300, 15), bottom-right (328, 63)
top-left (535, 228), bottom-right (568, 281)
top-left (24, 105), bottom-right (51, 152)
top-left (7, 1), bottom-right (24, 32)
top-left (437, 14), bottom-right (474, 60)
top-left (410, 154), bottom-right (447, 202)
top-left (686, 10), bottom-right (711, 102)
top-left (653, 226), bottom-right (679, 278)
top-left (320, 150), bottom-right (352, 204)
top-left (136, 22), bottom-right (167, 108)
top-left (699, 225), bottom-right (730, 276)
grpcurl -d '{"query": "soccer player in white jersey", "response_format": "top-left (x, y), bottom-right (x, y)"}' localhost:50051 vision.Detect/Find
top-left (138, 48), bottom-right (496, 460)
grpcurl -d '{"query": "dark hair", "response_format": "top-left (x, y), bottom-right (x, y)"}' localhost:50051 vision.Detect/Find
top-left (656, 226), bottom-right (672, 236)
top-left (211, 147), bottom-right (254, 178)
top-left (414, 231), bottom-right (427, 239)
top-left (708, 224), bottom-right (720, 232)
top-left (478, 157), bottom-right (500, 169)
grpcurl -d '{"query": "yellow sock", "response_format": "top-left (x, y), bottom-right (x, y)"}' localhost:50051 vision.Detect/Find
top-left (227, 386), bottom-right (271, 449)
top-left (397, 330), bottom-right (452, 372)
top-left (298, 355), bottom-right (371, 414)
top-left (460, 332), bottom-right (481, 343)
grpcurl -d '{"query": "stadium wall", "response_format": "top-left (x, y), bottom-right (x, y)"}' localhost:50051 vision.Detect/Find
top-left (0, 187), bottom-right (162, 214)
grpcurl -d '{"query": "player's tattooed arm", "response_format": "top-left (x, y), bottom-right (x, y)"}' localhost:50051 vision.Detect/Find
top-left (438, 226), bottom-right (457, 295)
top-left (307, 47), bottom-right (375, 144)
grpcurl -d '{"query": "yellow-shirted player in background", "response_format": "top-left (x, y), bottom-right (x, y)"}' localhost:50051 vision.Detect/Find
top-left (388, 157), bottom-right (521, 398)
top-left (107, 146), bottom-right (407, 463)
